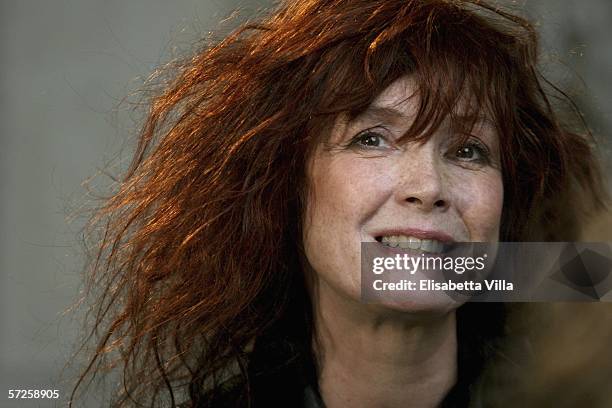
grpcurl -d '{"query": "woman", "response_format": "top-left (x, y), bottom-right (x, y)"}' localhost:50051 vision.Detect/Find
top-left (72, 0), bottom-right (606, 407)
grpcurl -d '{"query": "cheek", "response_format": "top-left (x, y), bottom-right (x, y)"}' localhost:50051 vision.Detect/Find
top-left (450, 170), bottom-right (504, 240)
top-left (303, 154), bottom-right (393, 288)
top-left (305, 154), bottom-right (393, 237)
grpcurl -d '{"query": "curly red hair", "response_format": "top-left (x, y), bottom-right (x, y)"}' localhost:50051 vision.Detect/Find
top-left (72, 0), bottom-right (606, 406)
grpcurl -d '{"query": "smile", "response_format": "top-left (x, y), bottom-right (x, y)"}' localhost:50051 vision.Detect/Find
top-left (376, 235), bottom-right (445, 253)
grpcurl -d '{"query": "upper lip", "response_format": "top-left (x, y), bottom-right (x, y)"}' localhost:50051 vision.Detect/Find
top-left (371, 228), bottom-right (456, 243)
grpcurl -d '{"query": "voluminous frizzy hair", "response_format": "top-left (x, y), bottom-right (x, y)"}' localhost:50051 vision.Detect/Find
top-left (72, 0), bottom-right (606, 406)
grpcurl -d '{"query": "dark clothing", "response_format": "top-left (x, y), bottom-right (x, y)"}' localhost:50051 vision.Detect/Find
top-left (191, 303), bottom-right (510, 407)
top-left (193, 332), bottom-right (472, 407)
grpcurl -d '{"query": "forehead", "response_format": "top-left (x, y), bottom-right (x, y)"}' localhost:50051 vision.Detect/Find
top-left (372, 75), bottom-right (419, 113)
top-left (354, 75), bottom-right (496, 134)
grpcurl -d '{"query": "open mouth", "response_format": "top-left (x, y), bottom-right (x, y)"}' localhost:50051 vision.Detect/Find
top-left (374, 235), bottom-right (446, 254)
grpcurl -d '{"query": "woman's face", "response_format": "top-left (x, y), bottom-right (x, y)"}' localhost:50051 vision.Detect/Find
top-left (303, 76), bottom-right (503, 312)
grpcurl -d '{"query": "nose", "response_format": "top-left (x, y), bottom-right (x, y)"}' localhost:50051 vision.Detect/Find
top-left (396, 147), bottom-right (449, 212)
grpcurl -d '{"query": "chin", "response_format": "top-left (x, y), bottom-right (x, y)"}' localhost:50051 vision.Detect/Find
top-left (361, 281), bottom-right (465, 317)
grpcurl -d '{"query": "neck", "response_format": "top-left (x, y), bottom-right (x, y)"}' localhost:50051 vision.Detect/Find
top-left (312, 279), bottom-right (457, 408)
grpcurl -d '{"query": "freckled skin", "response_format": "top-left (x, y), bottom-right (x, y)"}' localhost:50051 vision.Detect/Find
top-left (303, 76), bottom-right (503, 313)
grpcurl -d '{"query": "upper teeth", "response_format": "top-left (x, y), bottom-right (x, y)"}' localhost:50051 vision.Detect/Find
top-left (380, 235), bottom-right (444, 253)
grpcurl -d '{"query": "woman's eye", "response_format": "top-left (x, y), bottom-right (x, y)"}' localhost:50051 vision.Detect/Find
top-left (452, 141), bottom-right (490, 164)
top-left (349, 130), bottom-right (391, 149)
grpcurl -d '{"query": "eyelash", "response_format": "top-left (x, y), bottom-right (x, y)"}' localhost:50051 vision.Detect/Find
top-left (451, 139), bottom-right (491, 165)
top-left (347, 128), bottom-right (392, 149)
top-left (347, 129), bottom-right (492, 165)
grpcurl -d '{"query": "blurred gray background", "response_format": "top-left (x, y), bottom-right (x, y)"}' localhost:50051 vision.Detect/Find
top-left (0, 0), bottom-right (610, 407)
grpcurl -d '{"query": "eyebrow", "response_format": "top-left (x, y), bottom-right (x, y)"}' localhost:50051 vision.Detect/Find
top-left (353, 105), bottom-right (412, 125)
top-left (452, 114), bottom-right (497, 132)
top-left (353, 105), bottom-right (496, 132)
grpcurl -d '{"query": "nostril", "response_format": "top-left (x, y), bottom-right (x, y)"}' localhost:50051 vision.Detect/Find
top-left (434, 199), bottom-right (446, 208)
top-left (405, 196), bottom-right (447, 209)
